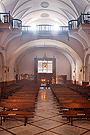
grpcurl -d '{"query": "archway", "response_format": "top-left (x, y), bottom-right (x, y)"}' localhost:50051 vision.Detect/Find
top-left (7, 39), bottom-right (83, 83)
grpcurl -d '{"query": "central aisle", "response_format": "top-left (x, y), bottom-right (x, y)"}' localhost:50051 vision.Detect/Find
top-left (35, 88), bottom-right (59, 119)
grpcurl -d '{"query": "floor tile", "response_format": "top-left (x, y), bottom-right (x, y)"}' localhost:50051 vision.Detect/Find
top-left (1, 119), bottom-right (23, 129)
top-left (84, 131), bottom-right (90, 135)
top-left (50, 124), bottom-right (87, 135)
top-left (0, 128), bottom-right (3, 131)
top-left (0, 130), bottom-right (12, 135)
top-left (37, 131), bottom-right (59, 135)
top-left (35, 111), bottom-right (58, 118)
top-left (49, 115), bottom-right (69, 123)
top-left (16, 130), bottom-right (32, 135)
top-left (73, 119), bottom-right (90, 129)
top-left (8, 124), bottom-right (45, 134)
top-left (28, 115), bottom-right (45, 123)
top-left (33, 119), bottom-right (62, 130)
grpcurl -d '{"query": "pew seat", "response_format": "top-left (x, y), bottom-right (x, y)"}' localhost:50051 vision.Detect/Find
top-left (0, 102), bottom-right (35, 111)
top-left (62, 110), bottom-right (90, 126)
top-left (0, 111), bottom-right (34, 126)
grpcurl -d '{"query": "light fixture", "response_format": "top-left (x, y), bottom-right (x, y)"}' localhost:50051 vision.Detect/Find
top-left (80, 68), bottom-right (82, 72)
top-left (31, 24), bottom-right (36, 31)
top-left (14, 68), bottom-right (16, 72)
top-left (8, 68), bottom-right (9, 72)
top-left (73, 68), bottom-right (76, 73)
top-left (53, 24), bottom-right (59, 31)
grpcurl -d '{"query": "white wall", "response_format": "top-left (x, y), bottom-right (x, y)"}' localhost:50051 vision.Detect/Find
top-left (18, 48), bottom-right (71, 80)
top-left (0, 53), bottom-right (2, 82)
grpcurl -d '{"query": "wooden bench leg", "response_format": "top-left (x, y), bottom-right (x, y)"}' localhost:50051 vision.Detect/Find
top-left (1, 116), bottom-right (2, 126)
top-left (24, 117), bottom-right (28, 126)
top-left (71, 117), bottom-right (73, 126)
top-left (68, 117), bottom-right (70, 122)
top-left (3, 116), bottom-right (6, 122)
top-left (87, 117), bottom-right (89, 120)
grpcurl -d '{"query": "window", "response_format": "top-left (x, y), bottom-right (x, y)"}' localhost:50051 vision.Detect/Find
top-left (38, 60), bottom-right (53, 73)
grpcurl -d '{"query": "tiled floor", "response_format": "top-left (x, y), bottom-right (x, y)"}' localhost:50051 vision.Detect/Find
top-left (0, 88), bottom-right (90, 135)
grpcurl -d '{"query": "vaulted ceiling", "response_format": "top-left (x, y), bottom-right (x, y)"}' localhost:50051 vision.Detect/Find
top-left (0, 0), bottom-right (90, 26)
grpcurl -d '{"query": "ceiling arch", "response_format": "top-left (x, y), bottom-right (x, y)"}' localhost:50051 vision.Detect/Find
top-left (7, 39), bottom-right (83, 68)
top-left (15, 47), bottom-right (75, 69)
top-left (21, 9), bottom-right (69, 26)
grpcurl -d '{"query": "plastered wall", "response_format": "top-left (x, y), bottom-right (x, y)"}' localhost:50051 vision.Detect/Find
top-left (18, 48), bottom-right (71, 80)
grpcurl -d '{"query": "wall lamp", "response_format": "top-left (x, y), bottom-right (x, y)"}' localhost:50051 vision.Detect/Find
top-left (80, 68), bottom-right (82, 72)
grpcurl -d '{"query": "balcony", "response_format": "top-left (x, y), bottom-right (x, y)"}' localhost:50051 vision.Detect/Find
top-left (22, 25), bottom-right (69, 35)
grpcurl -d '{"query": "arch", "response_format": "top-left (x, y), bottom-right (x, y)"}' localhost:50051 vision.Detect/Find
top-left (83, 4), bottom-right (90, 13)
top-left (21, 9), bottom-right (69, 26)
top-left (7, 39), bottom-right (83, 81)
top-left (0, 2), bottom-right (6, 13)
top-left (14, 46), bottom-right (74, 80)
top-left (69, 30), bottom-right (88, 49)
top-left (7, 39), bottom-right (82, 65)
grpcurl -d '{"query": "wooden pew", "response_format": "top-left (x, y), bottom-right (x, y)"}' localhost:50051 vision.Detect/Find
top-left (60, 102), bottom-right (90, 109)
top-left (51, 85), bottom-right (90, 126)
top-left (0, 87), bottom-right (1, 101)
top-left (1, 84), bottom-right (22, 99)
top-left (3, 99), bottom-right (35, 104)
top-left (68, 85), bottom-right (90, 99)
top-left (58, 99), bottom-right (89, 104)
top-left (0, 111), bottom-right (34, 126)
top-left (0, 102), bottom-right (35, 110)
top-left (0, 80), bottom-right (40, 126)
top-left (8, 96), bottom-right (36, 100)
top-left (62, 110), bottom-right (90, 126)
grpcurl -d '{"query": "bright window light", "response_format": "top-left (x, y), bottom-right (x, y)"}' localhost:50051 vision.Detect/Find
top-left (53, 24), bottom-right (59, 31)
top-left (31, 24), bottom-right (37, 31)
